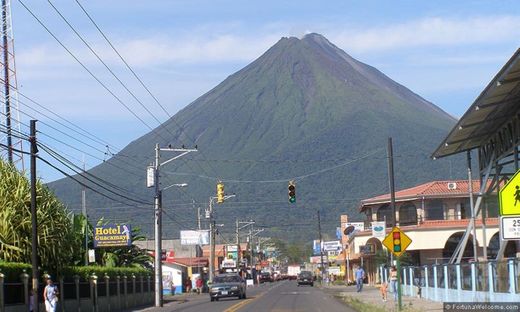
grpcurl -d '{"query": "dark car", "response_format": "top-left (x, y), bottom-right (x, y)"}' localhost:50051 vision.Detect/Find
top-left (297, 271), bottom-right (314, 287)
top-left (209, 273), bottom-right (246, 301)
top-left (259, 272), bottom-right (272, 283)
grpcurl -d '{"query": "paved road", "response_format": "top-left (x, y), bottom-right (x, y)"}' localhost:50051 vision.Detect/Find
top-left (238, 281), bottom-right (355, 312)
top-left (145, 280), bottom-right (355, 312)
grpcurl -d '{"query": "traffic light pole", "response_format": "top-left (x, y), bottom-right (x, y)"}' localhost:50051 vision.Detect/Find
top-left (317, 210), bottom-right (326, 283)
top-left (209, 194), bottom-right (235, 283)
top-left (388, 137), bottom-right (402, 311)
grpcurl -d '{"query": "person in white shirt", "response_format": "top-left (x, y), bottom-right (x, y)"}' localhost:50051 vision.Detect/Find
top-left (43, 278), bottom-right (58, 312)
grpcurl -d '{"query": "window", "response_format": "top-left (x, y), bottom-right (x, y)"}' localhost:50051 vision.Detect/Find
top-left (425, 199), bottom-right (444, 220)
top-left (376, 204), bottom-right (393, 227)
top-left (399, 203), bottom-right (418, 226)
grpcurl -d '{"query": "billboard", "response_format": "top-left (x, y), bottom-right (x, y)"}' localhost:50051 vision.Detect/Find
top-left (226, 245), bottom-right (238, 260)
top-left (322, 240), bottom-right (342, 252)
top-left (371, 221), bottom-right (386, 238)
top-left (180, 230), bottom-right (210, 245)
top-left (312, 240), bottom-right (321, 255)
top-left (94, 224), bottom-right (131, 248)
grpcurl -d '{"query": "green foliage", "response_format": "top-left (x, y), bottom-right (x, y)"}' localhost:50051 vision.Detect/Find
top-left (60, 265), bottom-right (151, 280)
top-left (271, 238), bottom-right (312, 264)
top-left (0, 262), bottom-right (31, 282)
top-left (0, 262), bottom-right (150, 282)
top-left (0, 160), bottom-right (81, 270)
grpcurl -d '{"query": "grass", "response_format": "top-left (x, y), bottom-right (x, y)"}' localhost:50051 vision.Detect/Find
top-left (337, 294), bottom-right (423, 312)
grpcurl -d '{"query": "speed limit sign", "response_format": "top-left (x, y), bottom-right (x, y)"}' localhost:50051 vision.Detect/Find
top-left (500, 216), bottom-right (520, 240)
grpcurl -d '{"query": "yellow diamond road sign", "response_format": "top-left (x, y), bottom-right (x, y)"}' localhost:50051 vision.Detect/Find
top-left (499, 169), bottom-right (520, 216)
top-left (382, 227), bottom-right (412, 258)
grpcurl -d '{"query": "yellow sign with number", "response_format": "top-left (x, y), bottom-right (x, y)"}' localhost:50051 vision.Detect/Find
top-left (382, 227), bottom-right (412, 258)
top-left (499, 169), bottom-right (520, 216)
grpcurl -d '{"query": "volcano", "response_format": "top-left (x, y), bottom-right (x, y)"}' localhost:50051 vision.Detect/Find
top-left (49, 33), bottom-right (461, 241)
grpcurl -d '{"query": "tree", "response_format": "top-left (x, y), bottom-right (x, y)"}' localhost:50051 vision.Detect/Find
top-left (0, 160), bottom-right (80, 269)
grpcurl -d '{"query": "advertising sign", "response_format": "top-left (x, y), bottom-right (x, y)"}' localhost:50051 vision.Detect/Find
top-left (345, 222), bottom-right (364, 232)
top-left (327, 250), bottom-right (340, 262)
top-left (372, 221), bottom-right (386, 238)
top-left (180, 230), bottom-right (210, 245)
top-left (336, 227), bottom-right (342, 240)
top-left (93, 224), bottom-right (131, 248)
top-left (322, 240), bottom-right (342, 252)
top-left (226, 245), bottom-right (238, 260)
top-left (221, 259), bottom-right (236, 269)
top-left (309, 256), bottom-right (322, 264)
top-left (312, 240), bottom-right (321, 255)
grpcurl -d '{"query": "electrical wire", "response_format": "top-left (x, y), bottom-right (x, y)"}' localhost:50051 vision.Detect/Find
top-left (46, 0), bottom-right (180, 142)
top-left (74, 0), bottom-right (172, 119)
top-left (17, 0), bottom-right (168, 142)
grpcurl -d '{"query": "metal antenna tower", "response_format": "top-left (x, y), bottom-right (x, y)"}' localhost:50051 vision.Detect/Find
top-left (0, 0), bottom-right (23, 168)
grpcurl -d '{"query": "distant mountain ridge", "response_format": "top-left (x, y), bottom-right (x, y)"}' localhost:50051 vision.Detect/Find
top-left (49, 33), bottom-right (462, 242)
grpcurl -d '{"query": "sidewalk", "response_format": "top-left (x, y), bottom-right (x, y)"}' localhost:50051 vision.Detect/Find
top-left (323, 284), bottom-right (443, 312)
top-left (128, 293), bottom-right (205, 312)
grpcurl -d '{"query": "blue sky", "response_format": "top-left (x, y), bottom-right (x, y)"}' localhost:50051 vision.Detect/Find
top-left (5, 0), bottom-right (520, 181)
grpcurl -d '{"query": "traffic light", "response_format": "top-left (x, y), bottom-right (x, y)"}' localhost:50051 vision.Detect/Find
top-left (217, 182), bottom-right (224, 203)
top-left (393, 231), bottom-right (401, 253)
top-left (288, 181), bottom-right (296, 203)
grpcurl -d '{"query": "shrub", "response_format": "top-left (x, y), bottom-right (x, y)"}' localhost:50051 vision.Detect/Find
top-left (0, 262), bottom-right (151, 282)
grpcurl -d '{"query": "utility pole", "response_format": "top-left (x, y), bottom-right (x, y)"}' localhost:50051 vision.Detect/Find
top-left (150, 144), bottom-right (196, 307)
top-left (387, 137), bottom-right (402, 311)
top-left (209, 197), bottom-right (215, 282)
top-left (236, 219), bottom-right (240, 269)
top-left (317, 210), bottom-right (325, 283)
top-left (29, 120), bottom-right (39, 312)
top-left (236, 220), bottom-right (254, 270)
top-left (197, 206), bottom-right (201, 230)
top-left (82, 155), bottom-right (88, 266)
top-left (208, 194), bottom-right (235, 282)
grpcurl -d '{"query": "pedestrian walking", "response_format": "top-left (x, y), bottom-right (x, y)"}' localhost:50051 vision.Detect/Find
top-left (390, 266), bottom-right (398, 300)
top-left (355, 266), bottom-right (365, 292)
top-left (29, 289), bottom-right (34, 312)
top-left (43, 278), bottom-right (59, 312)
top-left (380, 282), bottom-right (388, 301)
top-left (196, 276), bottom-right (203, 294)
top-left (185, 277), bottom-right (192, 294)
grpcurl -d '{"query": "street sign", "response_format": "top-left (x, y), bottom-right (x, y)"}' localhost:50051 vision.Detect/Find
top-left (382, 227), bottom-right (411, 257)
top-left (499, 168), bottom-right (520, 215)
top-left (500, 216), bottom-right (520, 240)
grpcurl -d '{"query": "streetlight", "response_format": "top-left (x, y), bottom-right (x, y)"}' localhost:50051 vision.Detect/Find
top-left (209, 194), bottom-right (236, 282)
top-left (162, 183), bottom-right (188, 191)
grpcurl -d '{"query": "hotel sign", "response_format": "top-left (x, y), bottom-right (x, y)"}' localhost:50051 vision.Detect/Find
top-left (93, 224), bottom-right (132, 248)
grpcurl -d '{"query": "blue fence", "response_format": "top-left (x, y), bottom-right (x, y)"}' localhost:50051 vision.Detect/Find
top-left (380, 259), bottom-right (520, 302)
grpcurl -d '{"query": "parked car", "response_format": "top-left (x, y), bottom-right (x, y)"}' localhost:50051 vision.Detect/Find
top-left (297, 271), bottom-right (314, 287)
top-left (209, 273), bottom-right (246, 301)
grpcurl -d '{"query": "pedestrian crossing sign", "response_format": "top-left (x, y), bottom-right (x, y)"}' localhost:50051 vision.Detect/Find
top-left (499, 169), bottom-right (520, 216)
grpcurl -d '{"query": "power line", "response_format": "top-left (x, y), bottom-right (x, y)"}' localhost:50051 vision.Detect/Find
top-left (163, 148), bottom-right (383, 183)
top-left (73, 0), bottom-right (172, 119)
top-left (46, 0), bottom-right (180, 142)
top-left (17, 0), bottom-right (167, 142)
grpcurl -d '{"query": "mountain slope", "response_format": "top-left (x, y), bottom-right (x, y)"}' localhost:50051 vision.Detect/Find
top-left (48, 33), bottom-right (462, 241)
